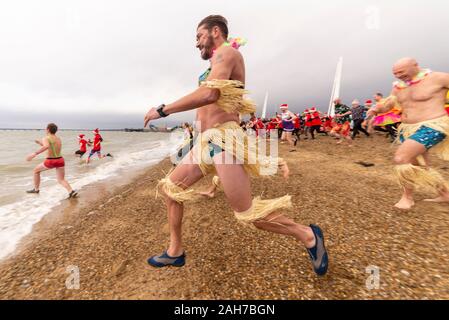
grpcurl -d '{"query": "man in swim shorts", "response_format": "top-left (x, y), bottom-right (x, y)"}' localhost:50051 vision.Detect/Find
top-left (367, 58), bottom-right (449, 210)
top-left (26, 123), bottom-right (78, 198)
top-left (143, 15), bottom-right (328, 276)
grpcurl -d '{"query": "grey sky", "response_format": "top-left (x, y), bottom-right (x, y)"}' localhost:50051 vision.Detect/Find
top-left (0, 0), bottom-right (448, 128)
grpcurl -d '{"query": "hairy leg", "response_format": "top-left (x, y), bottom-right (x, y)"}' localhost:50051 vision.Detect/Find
top-left (163, 149), bottom-right (205, 256)
top-left (286, 132), bottom-right (295, 150)
top-left (393, 139), bottom-right (427, 210)
top-left (213, 152), bottom-right (315, 247)
top-left (33, 163), bottom-right (49, 190)
top-left (55, 167), bottom-right (73, 193)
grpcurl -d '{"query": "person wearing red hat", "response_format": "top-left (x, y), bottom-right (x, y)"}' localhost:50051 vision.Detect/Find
top-left (86, 128), bottom-right (112, 164)
top-left (309, 107), bottom-right (323, 140)
top-left (254, 116), bottom-right (265, 138)
top-left (320, 113), bottom-right (333, 134)
top-left (332, 98), bottom-right (353, 146)
top-left (280, 104), bottom-right (297, 151)
top-left (75, 134), bottom-right (91, 158)
top-left (292, 113), bottom-right (301, 144)
top-left (245, 115), bottom-right (265, 138)
top-left (266, 116), bottom-right (281, 139)
top-left (276, 113), bottom-right (283, 139)
top-left (303, 109), bottom-right (312, 139)
top-left (265, 117), bottom-right (276, 136)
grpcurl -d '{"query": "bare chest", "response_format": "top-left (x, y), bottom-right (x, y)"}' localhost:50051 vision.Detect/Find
top-left (396, 81), bottom-right (442, 104)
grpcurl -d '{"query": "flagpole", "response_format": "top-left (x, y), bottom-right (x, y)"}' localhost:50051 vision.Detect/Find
top-left (262, 91), bottom-right (269, 119)
top-left (328, 57), bottom-right (343, 117)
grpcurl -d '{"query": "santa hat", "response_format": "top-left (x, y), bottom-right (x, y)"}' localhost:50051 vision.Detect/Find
top-left (93, 128), bottom-right (100, 134)
top-left (304, 109), bottom-right (309, 113)
top-left (365, 99), bottom-right (373, 104)
top-left (310, 107), bottom-right (317, 112)
top-left (280, 104), bottom-right (289, 110)
top-left (78, 134), bottom-right (85, 139)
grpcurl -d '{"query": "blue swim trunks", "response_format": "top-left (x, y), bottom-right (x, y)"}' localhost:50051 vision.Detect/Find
top-left (88, 149), bottom-right (101, 157)
top-left (399, 125), bottom-right (446, 149)
top-left (208, 142), bottom-right (224, 158)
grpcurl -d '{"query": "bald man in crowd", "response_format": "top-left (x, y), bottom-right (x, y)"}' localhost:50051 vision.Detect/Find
top-left (368, 58), bottom-right (449, 210)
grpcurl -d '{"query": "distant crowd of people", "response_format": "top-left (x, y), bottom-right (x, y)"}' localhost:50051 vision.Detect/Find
top-left (236, 92), bottom-right (411, 149)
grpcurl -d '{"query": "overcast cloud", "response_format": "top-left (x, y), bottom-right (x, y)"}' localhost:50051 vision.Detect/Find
top-left (0, 0), bottom-right (448, 128)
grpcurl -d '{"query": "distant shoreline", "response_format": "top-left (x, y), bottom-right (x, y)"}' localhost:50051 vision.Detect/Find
top-left (0, 128), bottom-right (127, 131)
top-left (0, 127), bottom-right (181, 132)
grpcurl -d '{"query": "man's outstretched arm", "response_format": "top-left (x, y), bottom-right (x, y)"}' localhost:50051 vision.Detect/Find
top-left (144, 47), bottom-right (236, 127)
top-left (26, 138), bottom-right (49, 161)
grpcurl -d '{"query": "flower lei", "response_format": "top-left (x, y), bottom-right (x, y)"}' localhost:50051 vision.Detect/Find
top-left (394, 69), bottom-right (432, 89)
top-left (212, 36), bottom-right (247, 56)
top-left (224, 36), bottom-right (247, 50)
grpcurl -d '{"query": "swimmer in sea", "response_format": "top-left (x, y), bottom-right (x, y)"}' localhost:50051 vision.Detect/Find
top-left (26, 123), bottom-right (78, 199)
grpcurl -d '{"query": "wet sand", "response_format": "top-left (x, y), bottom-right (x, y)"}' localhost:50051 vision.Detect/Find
top-left (0, 133), bottom-right (448, 300)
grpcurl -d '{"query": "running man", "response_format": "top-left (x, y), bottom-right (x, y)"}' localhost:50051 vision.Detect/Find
top-left (86, 128), bottom-right (112, 164)
top-left (332, 98), bottom-right (353, 146)
top-left (367, 58), bottom-right (449, 209)
top-left (143, 15), bottom-right (328, 275)
top-left (292, 113), bottom-right (301, 144)
top-left (372, 93), bottom-right (402, 142)
top-left (303, 109), bottom-right (311, 139)
top-left (75, 134), bottom-right (91, 158)
top-left (308, 107), bottom-right (323, 140)
top-left (321, 113), bottom-right (333, 134)
top-left (26, 123), bottom-right (78, 198)
top-left (341, 99), bottom-right (370, 139)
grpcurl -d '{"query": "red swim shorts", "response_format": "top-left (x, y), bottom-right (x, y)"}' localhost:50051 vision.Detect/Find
top-left (44, 157), bottom-right (65, 169)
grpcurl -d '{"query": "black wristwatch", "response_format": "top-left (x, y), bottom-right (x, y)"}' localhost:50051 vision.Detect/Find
top-left (156, 104), bottom-right (169, 118)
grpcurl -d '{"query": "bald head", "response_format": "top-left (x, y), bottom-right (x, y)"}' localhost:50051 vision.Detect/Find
top-left (394, 57), bottom-right (418, 68)
top-left (392, 57), bottom-right (420, 82)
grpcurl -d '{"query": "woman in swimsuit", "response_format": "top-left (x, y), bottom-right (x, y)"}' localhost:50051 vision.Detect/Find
top-left (26, 123), bottom-right (78, 198)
